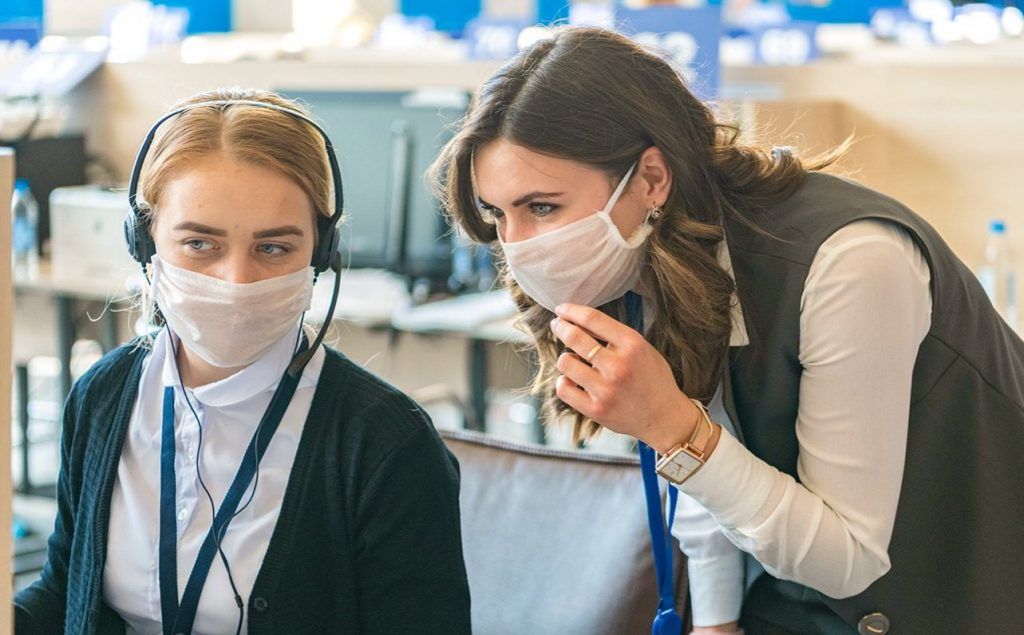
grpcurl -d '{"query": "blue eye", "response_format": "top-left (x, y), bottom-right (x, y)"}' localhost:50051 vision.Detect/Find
top-left (257, 243), bottom-right (291, 256)
top-left (184, 238), bottom-right (213, 251)
top-left (530, 203), bottom-right (557, 217)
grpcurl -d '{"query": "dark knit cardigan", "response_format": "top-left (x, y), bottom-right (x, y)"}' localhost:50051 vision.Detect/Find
top-left (14, 341), bottom-right (472, 634)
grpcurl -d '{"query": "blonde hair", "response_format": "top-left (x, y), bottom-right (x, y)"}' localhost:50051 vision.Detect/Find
top-left (138, 87), bottom-right (332, 226)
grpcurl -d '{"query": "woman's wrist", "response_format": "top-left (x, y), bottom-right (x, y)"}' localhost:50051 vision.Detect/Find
top-left (648, 393), bottom-right (699, 454)
top-left (648, 394), bottom-right (722, 461)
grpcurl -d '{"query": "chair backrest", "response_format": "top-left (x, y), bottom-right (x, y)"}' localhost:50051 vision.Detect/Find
top-left (439, 428), bottom-right (689, 635)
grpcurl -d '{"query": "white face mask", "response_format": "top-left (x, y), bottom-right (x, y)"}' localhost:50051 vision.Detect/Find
top-left (497, 162), bottom-right (654, 312)
top-left (150, 255), bottom-right (314, 368)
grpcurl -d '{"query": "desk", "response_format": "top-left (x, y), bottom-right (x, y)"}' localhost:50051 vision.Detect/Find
top-left (309, 269), bottom-right (531, 433)
top-left (13, 262), bottom-right (137, 495)
top-left (14, 260), bottom-right (140, 398)
top-left (387, 285), bottom-right (531, 434)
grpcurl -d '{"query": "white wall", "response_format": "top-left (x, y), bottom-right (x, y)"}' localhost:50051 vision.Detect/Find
top-left (233, 0), bottom-right (294, 31)
top-left (45, 0), bottom-right (125, 35)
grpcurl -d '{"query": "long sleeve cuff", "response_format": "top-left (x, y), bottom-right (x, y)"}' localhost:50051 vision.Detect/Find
top-left (686, 549), bottom-right (745, 627)
top-left (677, 431), bottom-right (783, 530)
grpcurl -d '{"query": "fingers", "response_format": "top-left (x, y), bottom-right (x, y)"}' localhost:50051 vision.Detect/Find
top-left (555, 374), bottom-right (592, 414)
top-left (556, 351), bottom-right (601, 389)
top-left (554, 303), bottom-right (636, 344)
top-left (550, 316), bottom-right (603, 361)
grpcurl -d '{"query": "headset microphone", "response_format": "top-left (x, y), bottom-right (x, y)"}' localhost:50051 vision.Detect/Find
top-left (288, 249), bottom-right (343, 378)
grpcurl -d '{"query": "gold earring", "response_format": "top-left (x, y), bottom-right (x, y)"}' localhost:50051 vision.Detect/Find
top-left (648, 204), bottom-right (664, 222)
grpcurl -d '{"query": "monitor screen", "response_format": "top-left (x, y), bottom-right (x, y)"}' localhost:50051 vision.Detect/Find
top-left (279, 89), bottom-right (468, 282)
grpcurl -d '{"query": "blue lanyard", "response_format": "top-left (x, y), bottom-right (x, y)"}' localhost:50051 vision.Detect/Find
top-left (159, 336), bottom-right (308, 635)
top-left (625, 291), bottom-right (683, 635)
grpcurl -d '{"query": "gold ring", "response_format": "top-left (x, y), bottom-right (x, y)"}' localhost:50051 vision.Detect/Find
top-left (585, 344), bottom-right (603, 364)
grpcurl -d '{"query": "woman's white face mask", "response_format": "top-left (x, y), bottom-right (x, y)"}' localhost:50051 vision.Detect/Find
top-left (150, 255), bottom-right (313, 368)
top-left (497, 162), bottom-right (654, 312)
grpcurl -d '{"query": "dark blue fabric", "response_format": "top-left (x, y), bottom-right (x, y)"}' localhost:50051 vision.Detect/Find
top-left (13, 340), bottom-right (471, 635)
top-left (624, 291), bottom-right (682, 634)
top-left (158, 387), bottom-right (178, 632)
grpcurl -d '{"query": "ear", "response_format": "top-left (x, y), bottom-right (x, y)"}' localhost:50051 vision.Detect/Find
top-left (634, 146), bottom-right (672, 208)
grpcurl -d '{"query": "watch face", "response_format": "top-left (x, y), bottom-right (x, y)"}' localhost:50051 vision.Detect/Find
top-left (662, 451), bottom-right (702, 483)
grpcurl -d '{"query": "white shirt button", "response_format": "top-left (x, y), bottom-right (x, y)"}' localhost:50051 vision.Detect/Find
top-left (187, 446), bottom-right (197, 459)
top-left (177, 508), bottom-right (187, 522)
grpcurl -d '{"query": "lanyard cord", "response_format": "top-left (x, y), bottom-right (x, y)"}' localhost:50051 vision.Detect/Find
top-left (624, 291), bottom-right (683, 634)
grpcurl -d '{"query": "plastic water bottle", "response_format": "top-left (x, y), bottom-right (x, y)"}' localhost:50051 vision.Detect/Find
top-left (11, 178), bottom-right (39, 278)
top-left (978, 219), bottom-right (1018, 332)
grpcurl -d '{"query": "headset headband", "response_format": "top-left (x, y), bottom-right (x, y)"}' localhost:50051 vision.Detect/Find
top-left (124, 98), bottom-right (344, 273)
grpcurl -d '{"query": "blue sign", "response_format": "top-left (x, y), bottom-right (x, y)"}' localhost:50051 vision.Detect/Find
top-left (0, 21), bottom-right (42, 47)
top-left (538, 0), bottom-right (571, 25)
top-left (786, 0), bottom-right (903, 25)
top-left (870, 8), bottom-right (932, 45)
top-left (401, 0), bottom-right (482, 35)
top-left (616, 5), bottom-right (721, 101)
top-left (751, 21), bottom-right (819, 66)
top-left (0, 0), bottom-right (42, 23)
top-left (464, 17), bottom-right (531, 60)
top-left (160, 0), bottom-right (231, 34)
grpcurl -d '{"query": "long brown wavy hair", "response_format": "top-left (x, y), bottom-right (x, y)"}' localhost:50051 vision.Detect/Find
top-left (429, 27), bottom-right (844, 444)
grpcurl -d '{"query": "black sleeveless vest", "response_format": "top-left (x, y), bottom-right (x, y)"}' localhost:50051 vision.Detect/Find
top-left (721, 173), bottom-right (1024, 634)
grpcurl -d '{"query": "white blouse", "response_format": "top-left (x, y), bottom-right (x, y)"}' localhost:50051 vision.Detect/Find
top-left (669, 219), bottom-right (933, 627)
top-left (103, 325), bottom-right (324, 634)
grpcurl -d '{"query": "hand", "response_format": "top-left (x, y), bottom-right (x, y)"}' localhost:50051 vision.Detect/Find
top-left (550, 303), bottom-right (701, 454)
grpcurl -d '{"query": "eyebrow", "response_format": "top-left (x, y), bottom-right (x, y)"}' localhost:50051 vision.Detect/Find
top-left (512, 191), bottom-right (564, 207)
top-left (477, 192), bottom-right (565, 209)
top-left (252, 225), bottom-right (305, 239)
top-left (172, 221), bottom-right (227, 236)
top-left (172, 222), bottom-right (304, 239)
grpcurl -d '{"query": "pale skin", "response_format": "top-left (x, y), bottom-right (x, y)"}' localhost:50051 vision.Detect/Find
top-left (149, 152), bottom-right (317, 389)
top-left (474, 139), bottom-right (735, 635)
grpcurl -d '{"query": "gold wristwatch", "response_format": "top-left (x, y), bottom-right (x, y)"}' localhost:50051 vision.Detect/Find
top-left (655, 398), bottom-right (715, 486)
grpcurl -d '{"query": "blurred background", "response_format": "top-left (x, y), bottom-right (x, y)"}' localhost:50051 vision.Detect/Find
top-left (1, 0), bottom-right (1021, 600)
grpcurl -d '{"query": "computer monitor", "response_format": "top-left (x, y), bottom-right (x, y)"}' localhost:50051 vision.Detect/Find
top-left (279, 89), bottom-right (468, 285)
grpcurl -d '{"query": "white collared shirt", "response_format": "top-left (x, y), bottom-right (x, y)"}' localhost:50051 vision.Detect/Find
top-left (104, 325), bottom-right (325, 634)
top-left (669, 219), bottom-right (932, 626)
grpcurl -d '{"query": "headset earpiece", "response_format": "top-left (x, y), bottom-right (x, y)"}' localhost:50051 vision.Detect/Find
top-left (312, 212), bottom-right (340, 273)
top-left (123, 204), bottom-right (155, 265)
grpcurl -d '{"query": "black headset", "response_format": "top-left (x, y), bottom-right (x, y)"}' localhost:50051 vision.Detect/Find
top-left (123, 98), bottom-right (345, 274)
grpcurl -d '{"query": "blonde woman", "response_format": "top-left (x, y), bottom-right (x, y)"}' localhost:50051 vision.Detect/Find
top-left (431, 27), bottom-right (1024, 635)
top-left (15, 89), bottom-right (471, 634)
